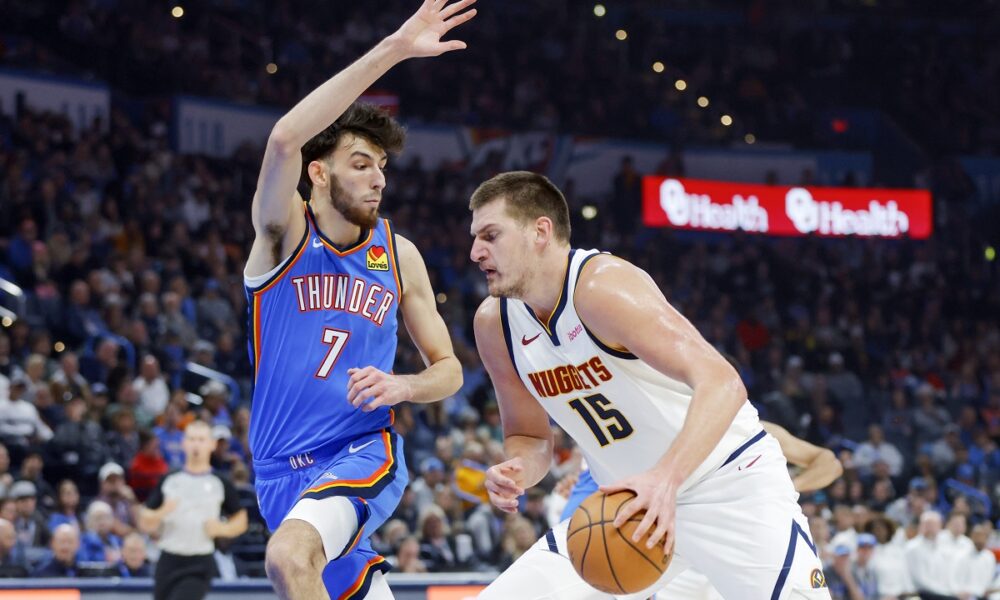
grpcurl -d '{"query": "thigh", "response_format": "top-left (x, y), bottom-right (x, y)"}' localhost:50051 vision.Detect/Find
top-left (674, 435), bottom-right (830, 600)
top-left (165, 573), bottom-right (212, 600)
top-left (299, 430), bottom-right (408, 534)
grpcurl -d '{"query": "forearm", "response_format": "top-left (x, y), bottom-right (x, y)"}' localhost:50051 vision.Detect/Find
top-left (273, 38), bottom-right (407, 148)
top-left (503, 435), bottom-right (553, 489)
top-left (793, 450), bottom-right (843, 492)
top-left (214, 512), bottom-right (248, 538)
top-left (654, 379), bottom-right (746, 486)
top-left (137, 507), bottom-right (163, 534)
top-left (402, 356), bottom-right (463, 404)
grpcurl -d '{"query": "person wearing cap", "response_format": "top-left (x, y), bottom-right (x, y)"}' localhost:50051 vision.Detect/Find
top-left (0, 374), bottom-right (53, 447)
top-left (824, 544), bottom-right (856, 599)
top-left (10, 480), bottom-right (49, 561)
top-left (197, 380), bottom-right (232, 428)
top-left (851, 533), bottom-right (879, 600)
top-left (209, 424), bottom-right (242, 474)
top-left (96, 461), bottom-right (138, 537)
top-left (886, 477), bottom-right (931, 528)
top-left (139, 420), bottom-right (246, 600)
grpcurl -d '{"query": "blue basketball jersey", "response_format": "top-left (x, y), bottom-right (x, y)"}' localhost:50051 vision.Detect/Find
top-left (245, 204), bottom-right (402, 461)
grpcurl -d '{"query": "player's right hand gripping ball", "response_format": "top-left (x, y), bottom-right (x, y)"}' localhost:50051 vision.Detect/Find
top-left (567, 490), bottom-right (673, 595)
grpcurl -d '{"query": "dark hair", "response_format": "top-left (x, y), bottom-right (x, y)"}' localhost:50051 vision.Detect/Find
top-left (469, 171), bottom-right (571, 242)
top-left (301, 102), bottom-right (406, 187)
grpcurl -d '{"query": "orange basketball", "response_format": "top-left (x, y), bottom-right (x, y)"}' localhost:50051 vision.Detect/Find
top-left (566, 490), bottom-right (672, 595)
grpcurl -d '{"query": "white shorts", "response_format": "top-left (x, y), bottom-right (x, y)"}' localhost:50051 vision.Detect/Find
top-left (480, 433), bottom-right (832, 600)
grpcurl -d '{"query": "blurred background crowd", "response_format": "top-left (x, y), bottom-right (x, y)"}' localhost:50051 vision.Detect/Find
top-left (1, 0), bottom-right (999, 598)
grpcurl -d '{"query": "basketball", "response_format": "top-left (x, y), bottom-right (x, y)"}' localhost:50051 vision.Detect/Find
top-left (566, 490), bottom-right (673, 595)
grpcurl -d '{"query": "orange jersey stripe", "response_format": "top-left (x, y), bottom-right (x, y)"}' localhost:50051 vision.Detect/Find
top-left (302, 431), bottom-right (393, 494)
top-left (384, 220), bottom-right (403, 297)
top-left (251, 237), bottom-right (310, 380)
top-left (338, 556), bottom-right (386, 600)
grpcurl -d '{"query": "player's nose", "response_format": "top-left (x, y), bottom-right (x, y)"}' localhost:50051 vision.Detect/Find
top-left (372, 167), bottom-right (386, 191)
top-left (469, 239), bottom-right (486, 263)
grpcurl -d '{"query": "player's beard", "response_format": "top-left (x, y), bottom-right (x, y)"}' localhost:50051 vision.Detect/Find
top-left (488, 270), bottom-right (528, 299)
top-left (330, 176), bottom-right (379, 229)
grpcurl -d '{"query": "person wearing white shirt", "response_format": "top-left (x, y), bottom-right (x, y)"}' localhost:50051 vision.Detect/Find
top-left (869, 516), bottom-right (915, 598)
top-left (830, 504), bottom-right (859, 555)
top-left (854, 424), bottom-right (905, 477)
top-left (905, 511), bottom-right (955, 597)
top-left (131, 355), bottom-right (170, 417)
top-left (955, 522), bottom-right (995, 600)
top-left (0, 376), bottom-right (53, 445)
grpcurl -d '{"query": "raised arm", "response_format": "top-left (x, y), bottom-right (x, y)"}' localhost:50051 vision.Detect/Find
top-left (762, 421), bottom-right (843, 492)
top-left (474, 298), bottom-right (554, 513)
top-left (347, 235), bottom-right (462, 409)
top-left (247, 0), bottom-right (477, 276)
top-left (578, 255), bottom-right (747, 551)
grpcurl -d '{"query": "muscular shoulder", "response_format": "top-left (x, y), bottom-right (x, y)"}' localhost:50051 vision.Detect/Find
top-left (575, 254), bottom-right (657, 315)
top-left (473, 296), bottom-right (501, 332)
top-left (394, 233), bottom-right (420, 267)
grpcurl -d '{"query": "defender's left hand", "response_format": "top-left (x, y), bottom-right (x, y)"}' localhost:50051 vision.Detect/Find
top-left (600, 469), bottom-right (680, 553)
top-left (347, 367), bottom-right (414, 411)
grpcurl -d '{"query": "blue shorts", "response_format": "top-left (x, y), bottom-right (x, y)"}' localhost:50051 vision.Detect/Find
top-left (560, 468), bottom-right (597, 521)
top-left (254, 428), bottom-right (408, 600)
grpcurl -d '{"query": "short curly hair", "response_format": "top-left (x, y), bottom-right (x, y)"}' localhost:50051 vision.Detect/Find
top-left (300, 102), bottom-right (406, 187)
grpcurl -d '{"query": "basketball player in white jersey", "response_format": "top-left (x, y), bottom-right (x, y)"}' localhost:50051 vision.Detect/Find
top-left (468, 172), bottom-right (832, 600)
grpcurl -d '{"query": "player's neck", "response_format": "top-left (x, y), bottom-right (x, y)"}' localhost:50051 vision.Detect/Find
top-left (311, 202), bottom-right (365, 247)
top-left (521, 246), bottom-right (572, 319)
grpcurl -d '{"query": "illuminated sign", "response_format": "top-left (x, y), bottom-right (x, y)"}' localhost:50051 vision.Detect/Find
top-left (642, 177), bottom-right (932, 239)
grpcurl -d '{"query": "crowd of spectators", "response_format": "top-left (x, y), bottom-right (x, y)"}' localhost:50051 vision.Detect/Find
top-left (1, 0), bottom-right (998, 154)
top-left (0, 1), bottom-right (998, 596)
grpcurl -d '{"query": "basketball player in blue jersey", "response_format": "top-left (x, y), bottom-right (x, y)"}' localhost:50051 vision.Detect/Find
top-left (468, 172), bottom-right (832, 599)
top-left (243, 1), bottom-right (476, 598)
top-left (552, 421), bottom-right (843, 599)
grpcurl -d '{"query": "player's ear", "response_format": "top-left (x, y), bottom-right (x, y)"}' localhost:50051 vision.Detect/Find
top-left (534, 217), bottom-right (554, 245)
top-left (307, 160), bottom-right (328, 188)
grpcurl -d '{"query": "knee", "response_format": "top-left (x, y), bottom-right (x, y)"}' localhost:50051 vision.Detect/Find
top-left (265, 526), bottom-right (325, 582)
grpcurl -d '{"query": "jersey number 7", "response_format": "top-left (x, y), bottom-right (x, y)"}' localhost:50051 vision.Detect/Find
top-left (568, 393), bottom-right (634, 447)
top-left (316, 328), bottom-right (350, 378)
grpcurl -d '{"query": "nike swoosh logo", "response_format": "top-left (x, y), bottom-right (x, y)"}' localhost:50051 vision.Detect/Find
top-left (521, 333), bottom-right (542, 345)
top-left (739, 454), bottom-right (763, 471)
top-left (348, 440), bottom-right (377, 454)
top-left (312, 238), bottom-right (324, 248)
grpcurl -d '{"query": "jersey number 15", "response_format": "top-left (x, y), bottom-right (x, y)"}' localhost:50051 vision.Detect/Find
top-left (568, 393), bottom-right (634, 447)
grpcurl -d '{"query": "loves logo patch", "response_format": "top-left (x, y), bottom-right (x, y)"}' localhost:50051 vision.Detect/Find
top-left (366, 245), bottom-right (389, 271)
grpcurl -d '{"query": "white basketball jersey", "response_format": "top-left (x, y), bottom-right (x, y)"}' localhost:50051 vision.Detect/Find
top-left (500, 249), bottom-right (761, 492)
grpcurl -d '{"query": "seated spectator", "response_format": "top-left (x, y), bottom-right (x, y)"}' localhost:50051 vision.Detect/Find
top-left (198, 380), bottom-right (232, 428)
top-left (30, 524), bottom-right (80, 577)
top-left (854, 424), bottom-right (904, 478)
top-left (78, 500), bottom-right (122, 563)
top-left (105, 409), bottom-right (140, 474)
top-left (0, 375), bottom-right (54, 449)
top-left (904, 511), bottom-right (952, 597)
top-left (16, 450), bottom-right (56, 512)
top-left (411, 457), bottom-right (447, 515)
top-left (0, 444), bottom-right (13, 490)
top-left (49, 395), bottom-right (108, 486)
top-left (866, 516), bottom-right (913, 598)
top-left (390, 536), bottom-right (427, 573)
top-left (114, 532), bottom-right (152, 578)
top-left (153, 401), bottom-right (186, 469)
top-left (128, 429), bottom-right (168, 502)
top-left (95, 462), bottom-right (137, 536)
top-left (954, 522), bottom-right (995, 598)
top-left (48, 479), bottom-right (83, 532)
top-left (0, 518), bottom-right (27, 577)
top-left (209, 425), bottom-right (242, 474)
top-left (497, 515), bottom-right (536, 570)
top-left (10, 480), bottom-right (49, 563)
top-left (132, 355), bottom-right (170, 417)
top-left (417, 504), bottom-right (470, 572)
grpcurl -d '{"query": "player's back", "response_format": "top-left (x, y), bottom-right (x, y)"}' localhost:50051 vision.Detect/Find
top-left (245, 205), bottom-right (403, 460)
top-left (499, 249), bottom-right (761, 491)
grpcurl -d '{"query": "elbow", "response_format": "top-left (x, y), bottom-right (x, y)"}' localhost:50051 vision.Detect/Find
top-left (267, 121), bottom-right (299, 157)
top-left (824, 450), bottom-right (844, 480)
top-left (447, 357), bottom-right (464, 396)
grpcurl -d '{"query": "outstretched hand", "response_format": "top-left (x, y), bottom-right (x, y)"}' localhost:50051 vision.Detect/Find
top-left (600, 469), bottom-right (680, 554)
top-left (390, 0), bottom-right (478, 58)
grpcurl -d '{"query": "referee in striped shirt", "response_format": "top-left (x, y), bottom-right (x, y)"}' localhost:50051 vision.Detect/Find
top-left (139, 420), bottom-right (247, 600)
